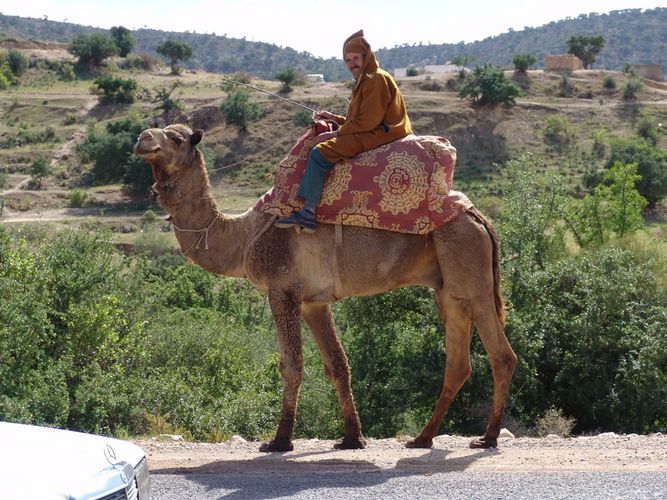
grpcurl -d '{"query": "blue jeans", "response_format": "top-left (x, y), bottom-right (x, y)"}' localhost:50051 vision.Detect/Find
top-left (297, 147), bottom-right (334, 204)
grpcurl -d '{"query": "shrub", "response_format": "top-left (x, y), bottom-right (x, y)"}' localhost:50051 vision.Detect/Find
top-left (512, 54), bottom-right (536, 72)
top-left (637, 117), bottom-right (658, 145)
top-left (591, 128), bottom-right (607, 159)
top-left (77, 116), bottom-right (153, 194)
top-left (557, 75), bottom-right (575, 97)
top-left (602, 75), bottom-right (616, 90)
top-left (220, 89), bottom-right (263, 132)
top-left (535, 408), bottom-right (576, 437)
top-left (6, 49), bottom-right (28, 77)
top-left (542, 114), bottom-right (575, 150)
top-left (151, 82), bottom-right (183, 112)
top-left (458, 65), bottom-right (522, 106)
top-left (274, 68), bottom-right (298, 93)
top-left (622, 78), bottom-right (643, 100)
top-left (406, 67), bottom-right (420, 77)
top-left (94, 76), bottom-right (137, 105)
top-left (69, 189), bottom-right (87, 207)
top-left (30, 156), bottom-right (51, 188)
top-left (419, 76), bottom-right (443, 91)
top-left (292, 109), bottom-right (312, 128)
top-left (606, 138), bottom-right (667, 207)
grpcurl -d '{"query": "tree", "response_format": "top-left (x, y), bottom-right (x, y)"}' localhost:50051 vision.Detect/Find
top-left (458, 65), bottom-right (522, 107)
top-left (68, 34), bottom-right (119, 68)
top-left (30, 156), bottom-right (51, 188)
top-left (606, 138), bottom-right (667, 207)
top-left (566, 35), bottom-right (605, 69)
top-left (512, 54), bottom-right (536, 72)
top-left (110, 26), bottom-right (135, 57)
top-left (450, 55), bottom-right (475, 79)
top-left (274, 68), bottom-right (298, 93)
top-left (156, 39), bottom-right (193, 74)
top-left (564, 162), bottom-right (647, 247)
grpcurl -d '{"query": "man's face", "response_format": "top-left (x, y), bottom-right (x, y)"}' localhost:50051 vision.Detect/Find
top-left (344, 52), bottom-right (365, 79)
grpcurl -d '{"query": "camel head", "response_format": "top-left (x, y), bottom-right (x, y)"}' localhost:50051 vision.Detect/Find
top-left (134, 124), bottom-right (204, 187)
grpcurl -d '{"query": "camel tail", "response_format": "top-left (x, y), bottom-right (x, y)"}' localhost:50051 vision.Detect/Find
top-left (467, 207), bottom-right (506, 327)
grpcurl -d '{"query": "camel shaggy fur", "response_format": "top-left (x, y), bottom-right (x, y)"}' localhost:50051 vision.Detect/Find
top-left (134, 124), bottom-right (517, 451)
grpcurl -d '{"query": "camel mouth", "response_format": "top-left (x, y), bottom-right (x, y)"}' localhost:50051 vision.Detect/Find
top-left (134, 144), bottom-right (161, 156)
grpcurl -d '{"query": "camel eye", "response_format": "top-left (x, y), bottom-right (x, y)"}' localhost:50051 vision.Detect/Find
top-left (164, 130), bottom-right (185, 144)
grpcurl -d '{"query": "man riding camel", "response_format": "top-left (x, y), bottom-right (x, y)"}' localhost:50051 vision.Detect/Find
top-left (275, 29), bottom-right (413, 233)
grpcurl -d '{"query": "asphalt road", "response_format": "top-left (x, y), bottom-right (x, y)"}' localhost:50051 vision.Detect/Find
top-left (151, 470), bottom-right (667, 499)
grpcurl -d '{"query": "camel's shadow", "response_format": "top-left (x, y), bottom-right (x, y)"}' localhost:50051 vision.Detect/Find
top-left (152, 445), bottom-right (497, 499)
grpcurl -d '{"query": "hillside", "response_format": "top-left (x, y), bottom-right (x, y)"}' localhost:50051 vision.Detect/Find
top-left (0, 58), bottom-right (666, 231)
top-left (1, 8), bottom-right (666, 79)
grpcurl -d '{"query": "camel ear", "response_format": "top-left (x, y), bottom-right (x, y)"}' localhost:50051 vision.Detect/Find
top-left (190, 129), bottom-right (204, 146)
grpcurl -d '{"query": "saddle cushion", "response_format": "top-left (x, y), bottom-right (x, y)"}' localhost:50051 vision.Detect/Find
top-left (255, 130), bottom-right (473, 234)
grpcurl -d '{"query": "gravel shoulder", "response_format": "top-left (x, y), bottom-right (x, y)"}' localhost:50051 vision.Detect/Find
top-left (137, 433), bottom-right (667, 475)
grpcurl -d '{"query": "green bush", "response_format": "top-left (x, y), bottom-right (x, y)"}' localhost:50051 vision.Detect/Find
top-left (607, 138), bottom-right (667, 207)
top-left (458, 65), bottom-right (522, 106)
top-left (30, 156), bottom-right (51, 188)
top-left (292, 109), bottom-right (312, 128)
top-left (542, 114), bottom-right (575, 150)
top-left (6, 49), bottom-right (28, 77)
top-left (77, 116), bottom-right (153, 194)
top-left (69, 189), bottom-right (87, 207)
top-left (622, 78), bottom-right (643, 100)
top-left (509, 247), bottom-right (666, 433)
top-left (274, 68), bottom-right (298, 93)
top-left (602, 75), bottom-right (616, 90)
top-left (512, 54), bottom-right (536, 72)
top-left (94, 76), bottom-right (137, 105)
top-left (220, 89), bottom-right (263, 132)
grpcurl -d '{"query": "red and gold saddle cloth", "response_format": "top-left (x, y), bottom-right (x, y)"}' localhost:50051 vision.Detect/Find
top-left (254, 130), bottom-right (473, 234)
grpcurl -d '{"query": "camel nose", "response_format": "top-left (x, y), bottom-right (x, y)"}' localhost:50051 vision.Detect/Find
top-left (138, 130), bottom-right (154, 141)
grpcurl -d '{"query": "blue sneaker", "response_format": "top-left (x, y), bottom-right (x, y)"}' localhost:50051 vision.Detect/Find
top-left (274, 211), bottom-right (317, 233)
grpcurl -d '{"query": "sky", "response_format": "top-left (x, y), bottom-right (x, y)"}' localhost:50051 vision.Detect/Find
top-left (1, 0), bottom-right (664, 58)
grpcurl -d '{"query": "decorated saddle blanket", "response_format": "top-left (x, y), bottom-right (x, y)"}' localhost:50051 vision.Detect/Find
top-left (254, 130), bottom-right (473, 234)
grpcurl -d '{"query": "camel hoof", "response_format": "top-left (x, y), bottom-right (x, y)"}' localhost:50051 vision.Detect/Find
top-left (405, 437), bottom-right (433, 449)
top-left (334, 436), bottom-right (366, 449)
top-left (259, 439), bottom-right (294, 452)
top-left (469, 436), bottom-right (498, 449)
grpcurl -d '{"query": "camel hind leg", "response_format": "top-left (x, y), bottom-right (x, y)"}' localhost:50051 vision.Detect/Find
top-left (408, 210), bottom-right (516, 449)
top-left (301, 302), bottom-right (365, 449)
top-left (468, 298), bottom-right (516, 448)
top-left (406, 289), bottom-right (473, 448)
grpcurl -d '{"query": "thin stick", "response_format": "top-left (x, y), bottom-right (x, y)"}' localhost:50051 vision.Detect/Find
top-left (222, 78), bottom-right (317, 113)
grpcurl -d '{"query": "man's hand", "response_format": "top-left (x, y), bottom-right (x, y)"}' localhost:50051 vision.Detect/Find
top-left (313, 110), bottom-right (338, 121)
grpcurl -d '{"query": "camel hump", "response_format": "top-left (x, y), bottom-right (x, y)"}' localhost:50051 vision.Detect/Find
top-left (256, 133), bottom-right (471, 234)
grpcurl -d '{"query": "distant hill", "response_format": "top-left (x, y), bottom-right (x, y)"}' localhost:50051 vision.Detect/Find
top-left (1, 8), bottom-right (665, 79)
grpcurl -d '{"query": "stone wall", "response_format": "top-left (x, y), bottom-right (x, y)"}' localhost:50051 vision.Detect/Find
top-left (631, 64), bottom-right (663, 81)
top-left (544, 54), bottom-right (583, 72)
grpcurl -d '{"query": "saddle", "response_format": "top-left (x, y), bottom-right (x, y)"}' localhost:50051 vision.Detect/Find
top-left (255, 129), bottom-right (473, 234)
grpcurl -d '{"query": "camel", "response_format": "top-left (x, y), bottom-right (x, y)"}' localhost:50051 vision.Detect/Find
top-left (134, 124), bottom-right (517, 451)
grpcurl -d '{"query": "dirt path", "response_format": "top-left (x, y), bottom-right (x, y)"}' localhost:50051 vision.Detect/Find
top-left (138, 433), bottom-right (667, 474)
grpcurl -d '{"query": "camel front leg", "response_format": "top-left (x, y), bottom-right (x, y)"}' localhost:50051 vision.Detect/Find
top-left (407, 292), bottom-right (473, 449)
top-left (302, 303), bottom-right (365, 449)
top-left (260, 288), bottom-right (304, 452)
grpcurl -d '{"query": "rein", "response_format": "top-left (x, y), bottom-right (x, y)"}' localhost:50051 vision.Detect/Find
top-left (169, 213), bottom-right (219, 252)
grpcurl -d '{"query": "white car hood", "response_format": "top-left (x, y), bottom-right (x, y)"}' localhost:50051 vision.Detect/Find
top-left (0, 422), bottom-right (145, 499)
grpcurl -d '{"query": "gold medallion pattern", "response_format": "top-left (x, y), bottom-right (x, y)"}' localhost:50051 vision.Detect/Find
top-left (373, 151), bottom-right (427, 215)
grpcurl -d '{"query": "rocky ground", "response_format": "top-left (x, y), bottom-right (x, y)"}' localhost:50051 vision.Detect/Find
top-left (137, 432), bottom-right (667, 475)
